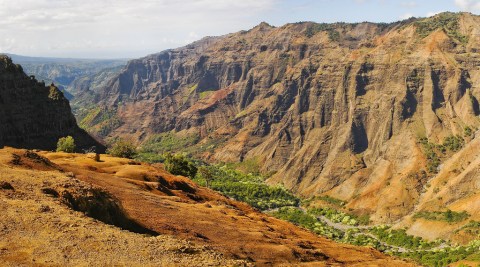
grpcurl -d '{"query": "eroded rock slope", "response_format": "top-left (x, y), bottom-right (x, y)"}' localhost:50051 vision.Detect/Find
top-left (82, 13), bottom-right (480, 223)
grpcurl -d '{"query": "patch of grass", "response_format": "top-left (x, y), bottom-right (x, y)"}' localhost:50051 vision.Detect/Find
top-left (199, 90), bottom-right (215, 99)
top-left (414, 210), bottom-right (470, 223)
top-left (182, 84), bottom-right (198, 103)
top-left (78, 106), bottom-right (121, 136)
top-left (226, 157), bottom-right (262, 176)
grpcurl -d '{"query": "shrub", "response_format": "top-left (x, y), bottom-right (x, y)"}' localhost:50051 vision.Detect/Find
top-left (164, 153), bottom-right (197, 178)
top-left (56, 136), bottom-right (75, 153)
top-left (464, 126), bottom-right (473, 137)
top-left (107, 139), bottom-right (137, 159)
top-left (48, 84), bottom-right (64, 100)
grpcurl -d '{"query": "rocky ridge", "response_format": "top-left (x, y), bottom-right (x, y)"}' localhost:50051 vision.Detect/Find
top-left (0, 55), bottom-right (102, 151)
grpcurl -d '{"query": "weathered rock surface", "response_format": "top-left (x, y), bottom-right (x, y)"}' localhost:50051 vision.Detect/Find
top-left (84, 13), bottom-right (480, 223)
top-left (0, 56), bottom-right (103, 151)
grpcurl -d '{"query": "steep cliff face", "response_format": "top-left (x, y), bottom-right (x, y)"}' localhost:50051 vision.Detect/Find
top-left (0, 56), bottom-right (102, 151)
top-left (85, 13), bottom-right (480, 222)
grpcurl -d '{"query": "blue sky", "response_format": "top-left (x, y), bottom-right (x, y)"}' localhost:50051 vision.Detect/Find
top-left (268, 0), bottom-right (465, 24)
top-left (0, 0), bottom-right (478, 59)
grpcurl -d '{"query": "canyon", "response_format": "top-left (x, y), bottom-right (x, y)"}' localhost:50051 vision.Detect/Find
top-left (77, 12), bottom-right (480, 233)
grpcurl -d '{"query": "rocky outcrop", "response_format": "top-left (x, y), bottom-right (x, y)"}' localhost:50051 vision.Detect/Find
top-left (85, 13), bottom-right (480, 222)
top-left (0, 56), bottom-right (103, 151)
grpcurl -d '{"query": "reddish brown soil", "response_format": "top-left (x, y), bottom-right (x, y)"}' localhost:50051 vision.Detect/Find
top-left (25, 150), bottom-right (416, 266)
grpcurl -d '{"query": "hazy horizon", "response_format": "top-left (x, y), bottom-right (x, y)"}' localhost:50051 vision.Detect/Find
top-left (1, 0), bottom-right (479, 59)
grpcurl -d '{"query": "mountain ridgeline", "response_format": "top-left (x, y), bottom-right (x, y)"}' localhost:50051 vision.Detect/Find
top-left (80, 12), bottom-right (480, 227)
top-left (0, 55), bottom-right (102, 151)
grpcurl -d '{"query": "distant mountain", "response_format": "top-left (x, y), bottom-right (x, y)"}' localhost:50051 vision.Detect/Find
top-left (1, 53), bottom-right (127, 98)
top-left (0, 55), bottom-right (103, 151)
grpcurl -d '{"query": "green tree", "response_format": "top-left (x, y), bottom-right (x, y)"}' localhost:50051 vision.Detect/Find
top-left (445, 209), bottom-right (453, 222)
top-left (164, 153), bottom-right (197, 178)
top-left (198, 166), bottom-right (213, 188)
top-left (107, 138), bottom-right (137, 159)
top-left (56, 136), bottom-right (76, 153)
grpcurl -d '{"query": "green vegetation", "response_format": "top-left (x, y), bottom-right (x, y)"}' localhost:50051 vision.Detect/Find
top-left (193, 164), bottom-right (299, 210)
top-left (443, 135), bottom-right (464, 152)
top-left (48, 84), bottom-right (64, 100)
top-left (56, 136), bottom-right (75, 153)
top-left (456, 220), bottom-right (480, 231)
top-left (140, 132), bottom-right (200, 156)
top-left (414, 12), bottom-right (469, 43)
top-left (183, 84), bottom-right (198, 103)
top-left (455, 221), bottom-right (480, 239)
top-left (308, 207), bottom-right (370, 226)
top-left (225, 157), bottom-right (262, 176)
top-left (344, 229), bottom-right (385, 249)
top-left (464, 126), bottom-right (473, 137)
top-left (414, 210), bottom-right (470, 223)
top-left (270, 207), bottom-right (344, 239)
top-left (134, 152), bottom-right (165, 163)
top-left (164, 153), bottom-right (198, 178)
top-left (303, 195), bottom-right (346, 207)
top-left (419, 135), bottom-right (465, 173)
top-left (78, 106), bottom-right (122, 136)
top-left (199, 90), bottom-right (215, 99)
top-left (370, 225), bottom-right (440, 250)
top-left (270, 208), bottom-right (441, 253)
top-left (304, 23), bottom-right (341, 41)
top-left (107, 138), bottom-right (137, 159)
top-left (271, 207), bottom-right (318, 229)
top-left (397, 240), bottom-right (480, 267)
top-left (419, 137), bottom-right (441, 173)
top-left (198, 166), bottom-right (213, 188)
top-left (129, 130), bottom-right (480, 267)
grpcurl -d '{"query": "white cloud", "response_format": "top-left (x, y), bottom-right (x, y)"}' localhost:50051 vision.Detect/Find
top-left (0, 0), bottom-right (277, 58)
top-left (454, 0), bottom-right (480, 11)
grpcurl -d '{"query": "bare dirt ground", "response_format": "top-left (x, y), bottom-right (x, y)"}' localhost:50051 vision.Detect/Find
top-left (0, 147), bottom-right (416, 266)
top-left (0, 148), bottom-right (245, 266)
